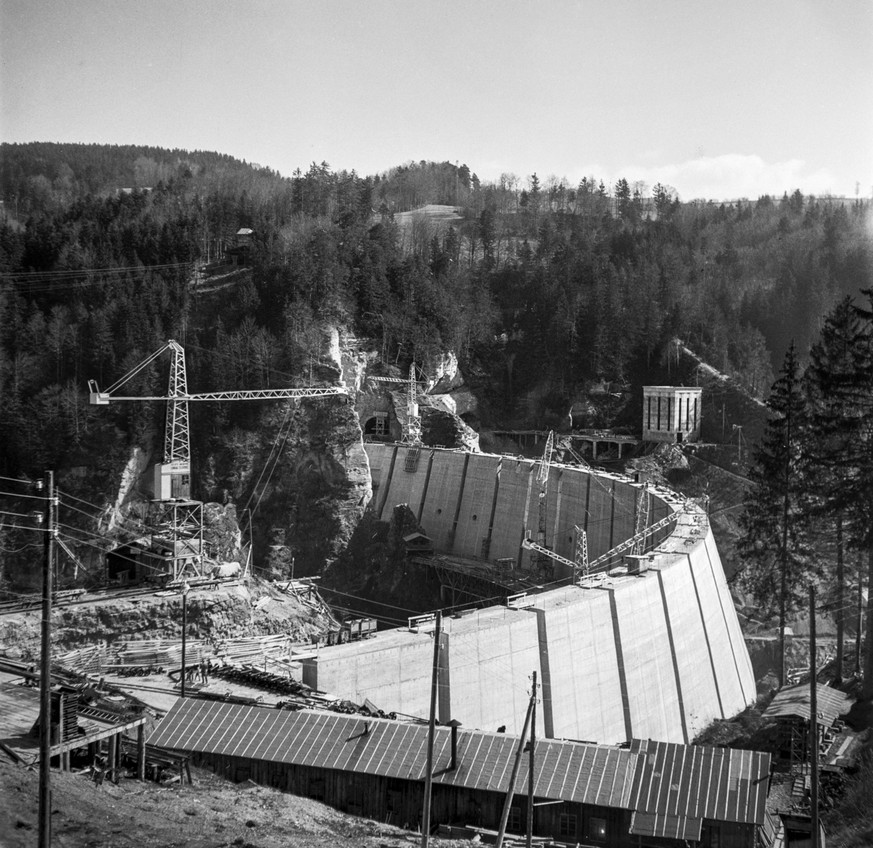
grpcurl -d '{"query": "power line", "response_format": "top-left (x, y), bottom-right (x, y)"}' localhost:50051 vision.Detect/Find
top-left (56, 488), bottom-right (108, 514)
top-left (0, 490), bottom-right (51, 501)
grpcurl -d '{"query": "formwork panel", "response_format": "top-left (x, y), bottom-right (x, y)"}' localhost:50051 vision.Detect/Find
top-left (584, 477), bottom-right (614, 558)
top-left (445, 609), bottom-right (544, 736)
top-left (454, 455), bottom-right (500, 557)
top-left (703, 532), bottom-right (756, 706)
top-left (541, 590), bottom-right (628, 743)
top-left (687, 539), bottom-right (747, 714)
top-left (418, 453), bottom-right (468, 550)
top-left (657, 558), bottom-right (723, 740)
top-left (304, 634), bottom-right (434, 720)
top-left (611, 483), bottom-right (638, 550)
top-left (550, 470), bottom-right (587, 568)
top-left (611, 574), bottom-right (684, 742)
top-left (487, 459), bottom-right (535, 562)
top-left (375, 446), bottom-right (428, 521)
top-left (366, 444), bottom-right (388, 496)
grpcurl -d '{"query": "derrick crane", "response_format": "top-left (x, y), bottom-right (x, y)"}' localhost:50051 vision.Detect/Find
top-left (522, 522), bottom-right (588, 583)
top-left (531, 431), bottom-right (555, 579)
top-left (368, 363), bottom-right (426, 446)
top-left (523, 510), bottom-right (678, 583)
top-left (88, 339), bottom-right (346, 582)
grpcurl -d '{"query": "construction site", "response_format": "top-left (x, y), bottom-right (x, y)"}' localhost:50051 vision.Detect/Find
top-left (0, 340), bottom-right (864, 848)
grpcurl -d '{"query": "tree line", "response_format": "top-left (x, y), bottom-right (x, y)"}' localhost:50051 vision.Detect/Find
top-left (0, 143), bottom-right (870, 590)
top-left (739, 292), bottom-right (873, 697)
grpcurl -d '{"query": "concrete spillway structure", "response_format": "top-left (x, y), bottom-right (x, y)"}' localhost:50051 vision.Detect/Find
top-left (304, 444), bottom-right (755, 744)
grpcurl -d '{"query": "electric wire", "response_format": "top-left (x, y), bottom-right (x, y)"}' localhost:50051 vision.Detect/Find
top-left (0, 509), bottom-right (41, 519)
top-left (56, 488), bottom-right (108, 513)
top-left (0, 490), bottom-right (51, 501)
top-left (243, 404), bottom-right (297, 519)
top-left (0, 475), bottom-right (40, 487)
top-left (317, 586), bottom-right (419, 616)
top-left (58, 499), bottom-right (105, 523)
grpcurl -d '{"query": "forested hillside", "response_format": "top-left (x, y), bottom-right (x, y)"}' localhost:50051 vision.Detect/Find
top-left (1, 142), bottom-right (871, 505)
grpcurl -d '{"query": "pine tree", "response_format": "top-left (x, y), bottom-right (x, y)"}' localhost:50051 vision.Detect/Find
top-left (737, 342), bottom-right (812, 686)
top-left (846, 290), bottom-right (873, 697)
top-left (803, 297), bottom-right (866, 681)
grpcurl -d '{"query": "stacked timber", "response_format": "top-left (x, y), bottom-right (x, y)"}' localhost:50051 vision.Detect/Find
top-left (55, 645), bottom-right (104, 675)
top-left (113, 639), bottom-right (206, 669)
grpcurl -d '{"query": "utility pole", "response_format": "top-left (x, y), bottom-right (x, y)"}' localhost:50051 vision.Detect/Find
top-left (180, 582), bottom-right (190, 699)
top-left (420, 609), bottom-right (442, 848)
top-left (526, 671), bottom-right (537, 848)
top-left (809, 585), bottom-right (819, 848)
top-left (39, 470), bottom-right (56, 848)
top-left (496, 674), bottom-right (536, 848)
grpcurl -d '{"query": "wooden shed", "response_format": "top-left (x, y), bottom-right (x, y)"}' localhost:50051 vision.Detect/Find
top-left (762, 683), bottom-right (853, 764)
top-left (149, 699), bottom-right (771, 847)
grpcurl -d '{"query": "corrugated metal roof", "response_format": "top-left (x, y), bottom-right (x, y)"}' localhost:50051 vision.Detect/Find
top-left (629, 739), bottom-right (770, 826)
top-left (148, 699), bottom-right (637, 807)
top-left (629, 810), bottom-right (702, 841)
top-left (763, 683), bottom-right (853, 727)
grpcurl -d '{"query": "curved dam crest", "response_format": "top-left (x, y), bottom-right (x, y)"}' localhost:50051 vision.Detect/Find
top-left (304, 444), bottom-right (755, 744)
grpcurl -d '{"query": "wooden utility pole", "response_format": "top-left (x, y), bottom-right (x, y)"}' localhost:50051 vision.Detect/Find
top-left (180, 583), bottom-right (189, 699)
top-left (809, 585), bottom-right (819, 848)
top-left (496, 675), bottom-right (536, 848)
top-left (420, 610), bottom-right (442, 848)
top-left (39, 470), bottom-right (56, 848)
top-left (526, 671), bottom-right (537, 848)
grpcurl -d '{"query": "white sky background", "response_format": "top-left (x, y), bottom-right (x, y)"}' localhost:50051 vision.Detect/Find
top-left (1, 0), bottom-right (871, 201)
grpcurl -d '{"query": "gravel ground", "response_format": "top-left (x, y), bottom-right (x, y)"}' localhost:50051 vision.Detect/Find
top-left (0, 756), bottom-right (472, 848)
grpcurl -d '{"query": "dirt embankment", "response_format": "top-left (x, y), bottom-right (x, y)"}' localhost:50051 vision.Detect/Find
top-left (0, 756), bottom-right (471, 848)
top-left (0, 579), bottom-right (331, 661)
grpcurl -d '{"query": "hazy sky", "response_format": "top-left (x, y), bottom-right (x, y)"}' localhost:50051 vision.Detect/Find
top-left (2, 0), bottom-right (871, 200)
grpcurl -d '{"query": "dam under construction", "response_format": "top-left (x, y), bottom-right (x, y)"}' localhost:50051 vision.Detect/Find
top-left (303, 442), bottom-right (756, 745)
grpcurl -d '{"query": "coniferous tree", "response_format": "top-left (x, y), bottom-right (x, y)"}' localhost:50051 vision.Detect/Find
top-left (803, 296), bottom-right (866, 680)
top-left (737, 342), bottom-right (812, 686)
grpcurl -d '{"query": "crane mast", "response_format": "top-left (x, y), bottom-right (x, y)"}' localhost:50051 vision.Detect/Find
top-left (368, 362), bottom-right (425, 446)
top-left (532, 431), bottom-right (555, 579)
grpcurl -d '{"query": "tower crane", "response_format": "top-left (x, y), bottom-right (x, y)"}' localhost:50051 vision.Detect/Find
top-left (88, 339), bottom-right (346, 582)
top-left (531, 431), bottom-right (555, 579)
top-left (367, 362), bottom-right (426, 446)
top-left (89, 339), bottom-right (346, 500)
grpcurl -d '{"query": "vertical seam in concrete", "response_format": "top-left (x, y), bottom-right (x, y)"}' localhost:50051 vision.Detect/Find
top-left (687, 552), bottom-right (725, 718)
top-left (656, 570), bottom-right (689, 743)
top-left (517, 463), bottom-right (535, 567)
top-left (584, 473), bottom-right (591, 532)
top-left (485, 459), bottom-right (501, 556)
top-left (377, 445), bottom-right (399, 519)
top-left (608, 589), bottom-right (633, 742)
top-left (534, 608), bottom-right (554, 739)
top-left (552, 469), bottom-right (563, 554)
top-left (448, 453), bottom-right (470, 551)
top-left (417, 450), bottom-right (435, 524)
top-left (702, 539), bottom-right (749, 705)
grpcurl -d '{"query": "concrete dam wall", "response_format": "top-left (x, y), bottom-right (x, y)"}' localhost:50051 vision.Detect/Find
top-left (304, 444), bottom-right (755, 744)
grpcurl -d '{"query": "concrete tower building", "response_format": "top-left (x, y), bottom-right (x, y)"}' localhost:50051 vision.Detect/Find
top-left (642, 386), bottom-right (703, 444)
